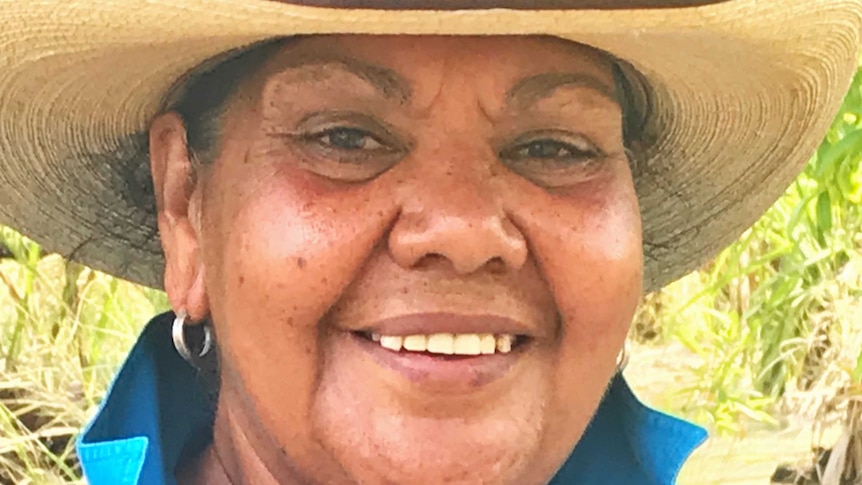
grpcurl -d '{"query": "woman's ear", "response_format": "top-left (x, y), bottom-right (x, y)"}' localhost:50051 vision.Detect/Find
top-left (149, 112), bottom-right (210, 322)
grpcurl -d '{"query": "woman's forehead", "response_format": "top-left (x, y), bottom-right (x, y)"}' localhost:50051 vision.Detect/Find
top-left (244, 35), bottom-right (620, 110)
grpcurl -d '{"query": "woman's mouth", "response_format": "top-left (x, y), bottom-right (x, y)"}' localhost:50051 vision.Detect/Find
top-left (342, 312), bottom-right (537, 392)
top-left (356, 331), bottom-right (527, 356)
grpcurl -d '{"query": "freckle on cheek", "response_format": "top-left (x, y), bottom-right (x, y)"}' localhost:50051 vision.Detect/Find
top-left (297, 257), bottom-right (307, 269)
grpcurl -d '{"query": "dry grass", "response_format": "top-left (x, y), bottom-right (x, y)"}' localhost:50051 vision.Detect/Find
top-left (0, 251), bottom-right (164, 484)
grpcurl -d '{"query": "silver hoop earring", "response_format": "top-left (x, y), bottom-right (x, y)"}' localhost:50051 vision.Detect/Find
top-left (172, 310), bottom-right (213, 363)
top-left (616, 341), bottom-right (630, 373)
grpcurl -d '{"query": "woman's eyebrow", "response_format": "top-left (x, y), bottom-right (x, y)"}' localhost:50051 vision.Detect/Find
top-left (506, 72), bottom-right (619, 109)
top-left (278, 56), bottom-right (412, 103)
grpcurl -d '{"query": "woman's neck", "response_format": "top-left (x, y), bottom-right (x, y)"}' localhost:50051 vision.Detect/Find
top-left (178, 391), bottom-right (314, 485)
top-left (176, 444), bottom-right (233, 485)
top-left (178, 407), bottom-right (279, 485)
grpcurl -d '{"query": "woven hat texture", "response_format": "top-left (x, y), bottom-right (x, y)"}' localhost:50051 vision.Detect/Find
top-left (0, 0), bottom-right (860, 290)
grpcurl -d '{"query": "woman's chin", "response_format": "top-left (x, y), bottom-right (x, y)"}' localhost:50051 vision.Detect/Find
top-left (309, 331), bottom-right (561, 485)
top-left (314, 407), bottom-right (546, 485)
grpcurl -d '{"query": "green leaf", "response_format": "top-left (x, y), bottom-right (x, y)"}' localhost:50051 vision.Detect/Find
top-left (853, 349), bottom-right (862, 383)
top-left (815, 128), bottom-right (862, 181)
top-left (815, 191), bottom-right (832, 247)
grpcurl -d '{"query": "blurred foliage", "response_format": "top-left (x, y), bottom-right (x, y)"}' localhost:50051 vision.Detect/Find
top-left (633, 62), bottom-right (862, 437)
top-left (0, 228), bottom-right (167, 483)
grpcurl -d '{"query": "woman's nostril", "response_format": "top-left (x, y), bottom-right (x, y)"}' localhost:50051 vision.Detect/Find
top-left (411, 253), bottom-right (448, 270)
top-left (407, 253), bottom-right (508, 275)
top-left (485, 257), bottom-right (509, 274)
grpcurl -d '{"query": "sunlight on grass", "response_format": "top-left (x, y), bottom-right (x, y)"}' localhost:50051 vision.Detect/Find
top-left (0, 237), bottom-right (167, 483)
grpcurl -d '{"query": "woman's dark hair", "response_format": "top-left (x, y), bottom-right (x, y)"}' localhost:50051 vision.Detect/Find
top-left (613, 62), bottom-right (650, 152)
top-left (167, 38), bottom-right (290, 166)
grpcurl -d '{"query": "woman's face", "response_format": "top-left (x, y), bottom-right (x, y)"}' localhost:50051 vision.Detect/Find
top-left (155, 35), bottom-right (643, 484)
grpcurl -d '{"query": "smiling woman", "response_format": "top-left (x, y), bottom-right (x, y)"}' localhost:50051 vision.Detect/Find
top-left (0, 2), bottom-right (860, 485)
top-left (152, 36), bottom-right (642, 484)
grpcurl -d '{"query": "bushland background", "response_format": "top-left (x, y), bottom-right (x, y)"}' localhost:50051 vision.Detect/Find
top-left (1, 62), bottom-right (861, 484)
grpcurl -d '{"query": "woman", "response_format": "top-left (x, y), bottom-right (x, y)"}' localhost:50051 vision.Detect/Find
top-left (0, 1), bottom-right (859, 484)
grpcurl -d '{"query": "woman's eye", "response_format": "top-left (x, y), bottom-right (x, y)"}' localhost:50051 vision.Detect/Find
top-left (500, 134), bottom-right (609, 187)
top-left (511, 139), bottom-right (592, 161)
top-left (284, 121), bottom-right (405, 182)
top-left (315, 127), bottom-right (385, 151)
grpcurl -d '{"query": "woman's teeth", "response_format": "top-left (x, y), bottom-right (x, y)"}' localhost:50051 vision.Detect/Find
top-left (371, 333), bottom-right (515, 355)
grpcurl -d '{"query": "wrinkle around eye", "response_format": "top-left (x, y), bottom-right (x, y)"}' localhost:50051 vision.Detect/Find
top-left (502, 147), bottom-right (626, 190)
top-left (500, 129), bottom-right (602, 162)
top-left (262, 129), bottom-right (406, 183)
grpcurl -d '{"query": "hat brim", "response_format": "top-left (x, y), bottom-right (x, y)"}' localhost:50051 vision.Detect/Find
top-left (0, 0), bottom-right (859, 291)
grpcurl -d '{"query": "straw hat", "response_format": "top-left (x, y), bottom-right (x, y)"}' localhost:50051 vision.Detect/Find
top-left (0, 0), bottom-right (860, 291)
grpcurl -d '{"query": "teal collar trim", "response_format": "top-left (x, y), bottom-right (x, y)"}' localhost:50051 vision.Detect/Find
top-left (77, 312), bottom-right (706, 485)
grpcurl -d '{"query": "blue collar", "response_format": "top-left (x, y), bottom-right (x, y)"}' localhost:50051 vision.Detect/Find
top-left (77, 312), bottom-right (706, 485)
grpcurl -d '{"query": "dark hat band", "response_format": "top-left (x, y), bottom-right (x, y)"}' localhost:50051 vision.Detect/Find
top-left (267, 0), bottom-right (730, 10)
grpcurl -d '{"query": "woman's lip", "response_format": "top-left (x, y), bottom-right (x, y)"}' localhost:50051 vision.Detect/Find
top-left (350, 332), bottom-right (527, 391)
top-left (352, 312), bottom-right (539, 338)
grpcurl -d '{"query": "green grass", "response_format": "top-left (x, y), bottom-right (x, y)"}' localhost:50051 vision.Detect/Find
top-left (0, 233), bottom-right (166, 484)
top-left (633, 63), bottom-right (862, 438)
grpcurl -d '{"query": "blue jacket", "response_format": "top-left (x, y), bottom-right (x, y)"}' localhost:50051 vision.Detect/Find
top-left (77, 312), bottom-right (706, 484)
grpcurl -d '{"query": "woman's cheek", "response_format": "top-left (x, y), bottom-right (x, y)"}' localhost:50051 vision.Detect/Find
top-left (216, 170), bottom-right (390, 321)
top-left (200, 165), bottom-right (401, 433)
top-left (561, 192), bottom-right (642, 339)
top-left (511, 171), bottom-right (642, 349)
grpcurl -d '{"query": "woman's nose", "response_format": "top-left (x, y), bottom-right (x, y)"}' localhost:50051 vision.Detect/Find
top-left (388, 158), bottom-right (528, 275)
